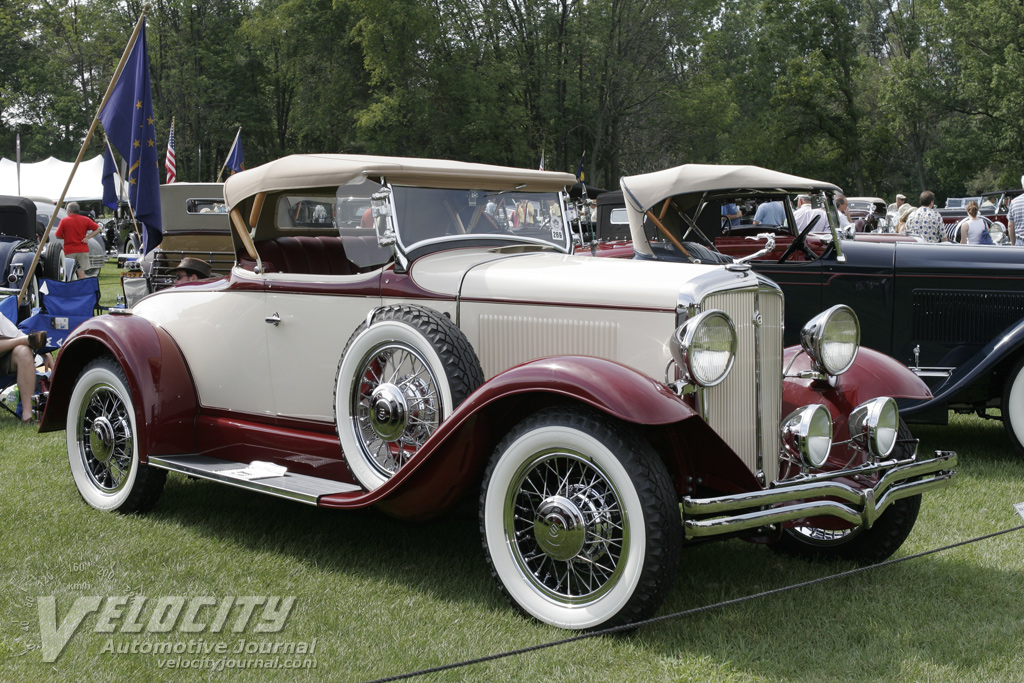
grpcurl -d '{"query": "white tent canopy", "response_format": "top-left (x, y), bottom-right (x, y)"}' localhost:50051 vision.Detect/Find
top-left (0, 155), bottom-right (126, 203)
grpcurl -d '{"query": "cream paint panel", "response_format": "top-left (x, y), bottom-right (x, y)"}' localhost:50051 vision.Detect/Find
top-left (265, 291), bottom-right (382, 422)
top-left (459, 302), bottom-right (673, 380)
top-left (133, 289), bottom-right (275, 415)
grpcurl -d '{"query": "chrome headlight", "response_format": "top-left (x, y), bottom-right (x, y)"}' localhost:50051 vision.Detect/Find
top-left (848, 397), bottom-right (900, 460)
top-left (669, 310), bottom-right (737, 387)
top-left (781, 404), bottom-right (833, 468)
top-left (800, 304), bottom-right (860, 376)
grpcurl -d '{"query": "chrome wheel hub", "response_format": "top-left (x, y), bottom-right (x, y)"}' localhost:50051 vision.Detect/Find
top-left (505, 451), bottom-right (627, 604)
top-left (89, 416), bottom-right (115, 464)
top-left (534, 495), bottom-right (586, 561)
top-left (353, 343), bottom-right (441, 477)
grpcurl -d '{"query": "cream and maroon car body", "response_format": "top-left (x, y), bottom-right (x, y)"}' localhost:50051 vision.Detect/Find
top-left (41, 154), bottom-right (956, 631)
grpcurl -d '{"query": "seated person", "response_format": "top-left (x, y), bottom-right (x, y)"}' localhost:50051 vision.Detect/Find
top-left (753, 200), bottom-right (785, 227)
top-left (1, 316), bottom-right (46, 423)
top-left (793, 195), bottom-right (830, 233)
top-left (174, 257), bottom-right (212, 284)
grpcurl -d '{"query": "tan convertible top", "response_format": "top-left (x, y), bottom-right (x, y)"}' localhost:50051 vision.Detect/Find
top-left (620, 164), bottom-right (841, 214)
top-left (223, 154), bottom-right (578, 209)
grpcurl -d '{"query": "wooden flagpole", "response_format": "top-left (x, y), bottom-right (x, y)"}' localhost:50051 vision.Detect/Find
top-left (17, 5), bottom-right (151, 305)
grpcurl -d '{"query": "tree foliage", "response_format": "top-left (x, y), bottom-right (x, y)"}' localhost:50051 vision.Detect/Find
top-left (1, 0), bottom-right (1021, 199)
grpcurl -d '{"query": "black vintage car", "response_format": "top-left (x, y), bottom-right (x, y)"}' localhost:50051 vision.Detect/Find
top-left (597, 164), bottom-right (1024, 457)
top-left (0, 196), bottom-right (71, 318)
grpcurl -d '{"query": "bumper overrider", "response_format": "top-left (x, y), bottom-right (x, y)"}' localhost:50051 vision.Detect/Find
top-left (681, 449), bottom-right (957, 539)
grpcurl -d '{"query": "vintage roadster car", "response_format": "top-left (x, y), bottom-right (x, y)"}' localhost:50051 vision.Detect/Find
top-left (0, 196), bottom-right (77, 318)
top-left (608, 163), bottom-right (1024, 457)
top-left (120, 183), bottom-right (234, 305)
top-left (40, 155), bottom-right (956, 630)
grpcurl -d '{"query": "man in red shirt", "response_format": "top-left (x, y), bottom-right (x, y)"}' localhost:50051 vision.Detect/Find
top-left (55, 202), bottom-right (101, 279)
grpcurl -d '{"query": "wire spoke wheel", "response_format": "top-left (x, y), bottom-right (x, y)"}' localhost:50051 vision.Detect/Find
top-left (336, 305), bottom-right (484, 491)
top-left (66, 358), bottom-right (165, 512)
top-left (506, 450), bottom-right (627, 604)
top-left (77, 383), bottom-right (135, 493)
top-left (352, 342), bottom-right (442, 478)
top-left (481, 407), bottom-right (680, 630)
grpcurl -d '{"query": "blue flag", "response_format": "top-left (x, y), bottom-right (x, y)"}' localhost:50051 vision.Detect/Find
top-left (101, 145), bottom-right (119, 210)
top-left (225, 128), bottom-right (245, 176)
top-left (98, 21), bottom-right (161, 253)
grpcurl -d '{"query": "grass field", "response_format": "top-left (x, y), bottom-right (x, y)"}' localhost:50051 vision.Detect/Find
top-left (1, 267), bottom-right (1022, 682)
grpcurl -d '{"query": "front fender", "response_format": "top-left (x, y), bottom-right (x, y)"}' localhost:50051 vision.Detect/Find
top-left (40, 314), bottom-right (199, 459)
top-left (321, 356), bottom-right (723, 520)
top-left (783, 346), bottom-right (931, 438)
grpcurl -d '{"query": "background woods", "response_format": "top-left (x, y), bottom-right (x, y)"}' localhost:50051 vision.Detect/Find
top-left (2, 0), bottom-right (1023, 198)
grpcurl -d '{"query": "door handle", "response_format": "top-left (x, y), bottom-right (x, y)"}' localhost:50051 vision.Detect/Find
top-left (265, 312), bottom-right (281, 326)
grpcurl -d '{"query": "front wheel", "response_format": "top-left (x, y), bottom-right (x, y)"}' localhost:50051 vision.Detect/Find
top-left (66, 358), bottom-right (165, 512)
top-left (771, 421), bottom-right (920, 564)
top-left (480, 407), bottom-right (681, 630)
top-left (1001, 354), bottom-right (1024, 459)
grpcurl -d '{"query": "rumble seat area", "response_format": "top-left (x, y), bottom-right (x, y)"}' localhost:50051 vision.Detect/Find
top-left (239, 234), bottom-right (388, 275)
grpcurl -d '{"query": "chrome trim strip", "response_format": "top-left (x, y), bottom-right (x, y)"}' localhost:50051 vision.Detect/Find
top-left (681, 450), bottom-right (956, 538)
top-left (148, 455), bottom-right (362, 505)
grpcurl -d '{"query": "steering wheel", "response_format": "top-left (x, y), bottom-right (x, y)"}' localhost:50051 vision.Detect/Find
top-left (777, 216), bottom-right (821, 263)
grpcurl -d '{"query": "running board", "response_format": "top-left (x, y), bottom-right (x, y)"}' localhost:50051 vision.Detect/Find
top-left (147, 455), bottom-right (362, 505)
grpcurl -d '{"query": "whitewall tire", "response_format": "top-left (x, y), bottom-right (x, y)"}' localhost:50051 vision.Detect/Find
top-left (480, 407), bottom-right (681, 630)
top-left (1002, 354), bottom-right (1024, 459)
top-left (66, 358), bottom-right (165, 512)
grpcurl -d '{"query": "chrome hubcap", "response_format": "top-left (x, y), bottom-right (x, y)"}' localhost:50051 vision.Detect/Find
top-left (353, 343), bottom-right (440, 477)
top-left (506, 451), bottom-right (627, 604)
top-left (534, 496), bottom-right (587, 561)
top-left (77, 383), bottom-right (134, 493)
top-left (89, 416), bottom-right (115, 464)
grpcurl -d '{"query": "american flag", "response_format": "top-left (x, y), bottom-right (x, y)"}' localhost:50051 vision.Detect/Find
top-left (165, 119), bottom-right (176, 184)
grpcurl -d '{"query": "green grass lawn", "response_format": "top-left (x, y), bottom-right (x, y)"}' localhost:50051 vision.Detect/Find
top-left (1, 410), bottom-right (1020, 682)
top-left (1, 266), bottom-right (1022, 682)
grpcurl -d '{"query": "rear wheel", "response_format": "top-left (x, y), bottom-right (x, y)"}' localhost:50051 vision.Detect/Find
top-left (66, 358), bottom-right (165, 512)
top-left (771, 421), bottom-right (920, 564)
top-left (480, 407), bottom-right (681, 629)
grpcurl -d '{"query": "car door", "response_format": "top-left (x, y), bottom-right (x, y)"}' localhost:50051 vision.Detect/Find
top-left (264, 272), bottom-right (383, 424)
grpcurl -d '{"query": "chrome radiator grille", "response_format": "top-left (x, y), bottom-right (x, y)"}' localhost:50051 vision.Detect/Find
top-left (700, 287), bottom-right (783, 483)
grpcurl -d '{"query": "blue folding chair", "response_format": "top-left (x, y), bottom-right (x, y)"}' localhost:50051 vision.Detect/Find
top-left (18, 277), bottom-right (102, 352)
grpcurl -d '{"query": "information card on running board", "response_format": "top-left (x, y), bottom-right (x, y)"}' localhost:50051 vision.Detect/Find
top-left (1015, 502), bottom-right (1024, 522)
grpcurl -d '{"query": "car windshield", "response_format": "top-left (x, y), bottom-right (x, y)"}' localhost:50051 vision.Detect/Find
top-left (390, 186), bottom-right (570, 253)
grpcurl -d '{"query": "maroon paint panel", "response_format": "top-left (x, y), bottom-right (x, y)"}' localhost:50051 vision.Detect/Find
top-left (317, 356), bottom-right (705, 518)
top-left (195, 414), bottom-right (357, 484)
top-left (40, 315), bottom-right (200, 458)
top-left (782, 345), bottom-right (931, 447)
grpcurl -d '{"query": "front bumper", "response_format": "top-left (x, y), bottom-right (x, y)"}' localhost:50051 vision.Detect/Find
top-left (681, 450), bottom-right (957, 539)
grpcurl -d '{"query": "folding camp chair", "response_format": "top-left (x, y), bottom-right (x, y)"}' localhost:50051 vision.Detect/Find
top-left (17, 277), bottom-right (102, 352)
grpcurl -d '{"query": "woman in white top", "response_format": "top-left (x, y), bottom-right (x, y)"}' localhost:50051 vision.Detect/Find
top-left (959, 201), bottom-right (991, 244)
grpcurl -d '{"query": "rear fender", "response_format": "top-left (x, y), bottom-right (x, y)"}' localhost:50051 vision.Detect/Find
top-left (326, 356), bottom-right (758, 519)
top-left (40, 314), bottom-right (199, 459)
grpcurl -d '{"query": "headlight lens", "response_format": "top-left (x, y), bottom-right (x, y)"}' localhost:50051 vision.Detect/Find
top-left (781, 404), bottom-right (833, 468)
top-left (800, 304), bottom-right (860, 376)
top-left (669, 310), bottom-right (737, 387)
top-left (848, 397), bottom-right (900, 460)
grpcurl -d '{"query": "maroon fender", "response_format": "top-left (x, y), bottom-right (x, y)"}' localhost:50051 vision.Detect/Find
top-left (320, 356), bottom-right (759, 520)
top-left (39, 314), bottom-right (199, 459)
top-left (782, 345), bottom-right (931, 439)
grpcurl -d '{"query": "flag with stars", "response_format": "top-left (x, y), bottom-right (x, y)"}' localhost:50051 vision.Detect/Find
top-left (98, 20), bottom-right (161, 252)
top-left (224, 127), bottom-right (245, 176)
